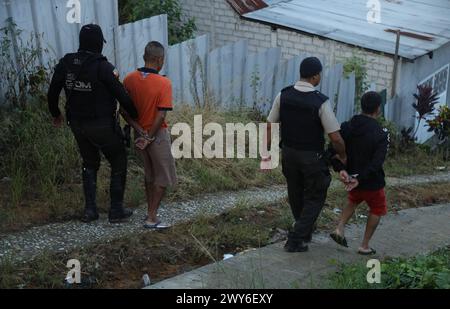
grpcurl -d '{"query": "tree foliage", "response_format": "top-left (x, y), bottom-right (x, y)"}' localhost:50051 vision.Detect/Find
top-left (119, 0), bottom-right (196, 45)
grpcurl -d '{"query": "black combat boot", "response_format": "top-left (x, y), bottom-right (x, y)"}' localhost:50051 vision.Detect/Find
top-left (109, 171), bottom-right (133, 223)
top-left (284, 232), bottom-right (309, 253)
top-left (305, 222), bottom-right (318, 244)
top-left (81, 168), bottom-right (99, 223)
top-left (284, 232), bottom-right (296, 250)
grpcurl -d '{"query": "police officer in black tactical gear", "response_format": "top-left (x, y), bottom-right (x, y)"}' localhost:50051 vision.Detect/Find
top-left (265, 57), bottom-right (347, 253)
top-left (47, 24), bottom-right (139, 224)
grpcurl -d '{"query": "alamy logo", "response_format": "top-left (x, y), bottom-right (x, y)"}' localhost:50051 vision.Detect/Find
top-left (170, 115), bottom-right (280, 169)
top-left (66, 259), bottom-right (81, 284)
top-left (66, 0), bottom-right (81, 24)
top-left (367, 0), bottom-right (381, 24)
top-left (366, 259), bottom-right (381, 284)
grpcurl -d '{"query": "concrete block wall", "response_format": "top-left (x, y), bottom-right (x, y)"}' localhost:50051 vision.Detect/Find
top-left (179, 0), bottom-right (394, 93)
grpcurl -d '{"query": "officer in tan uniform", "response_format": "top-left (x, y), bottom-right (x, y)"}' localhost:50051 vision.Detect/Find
top-left (265, 57), bottom-right (347, 252)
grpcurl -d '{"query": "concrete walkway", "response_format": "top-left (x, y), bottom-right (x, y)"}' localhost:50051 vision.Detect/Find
top-left (148, 204), bottom-right (450, 289)
top-left (1, 172), bottom-right (449, 264)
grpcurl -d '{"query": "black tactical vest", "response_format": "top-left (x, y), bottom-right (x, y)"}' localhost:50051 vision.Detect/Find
top-left (280, 86), bottom-right (328, 152)
top-left (61, 52), bottom-right (115, 121)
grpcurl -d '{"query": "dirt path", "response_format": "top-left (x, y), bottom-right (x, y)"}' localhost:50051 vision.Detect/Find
top-left (1, 172), bottom-right (449, 264)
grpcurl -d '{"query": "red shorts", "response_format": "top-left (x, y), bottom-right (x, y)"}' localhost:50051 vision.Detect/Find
top-left (348, 188), bottom-right (388, 216)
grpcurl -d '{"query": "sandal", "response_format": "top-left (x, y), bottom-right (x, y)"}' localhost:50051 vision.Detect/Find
top-left (330, 232), bottom-right (349, 248)
top-left (144, 221), bottom-right (171, 230)
top-left (358, 248), bottom-right (377, 256)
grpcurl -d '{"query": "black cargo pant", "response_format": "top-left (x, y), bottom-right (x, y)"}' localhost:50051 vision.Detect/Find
top-left (69, 118), bottom-right (127, 212)
top-left (282, 146), bottom-right (332, 242)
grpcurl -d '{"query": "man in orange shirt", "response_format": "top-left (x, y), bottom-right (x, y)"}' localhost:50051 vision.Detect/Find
top-left (122, 41), bottom-right (177, 229)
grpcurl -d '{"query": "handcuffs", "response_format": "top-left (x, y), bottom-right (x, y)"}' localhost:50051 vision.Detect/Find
top-left (135, 132), bottom-right (156, 150)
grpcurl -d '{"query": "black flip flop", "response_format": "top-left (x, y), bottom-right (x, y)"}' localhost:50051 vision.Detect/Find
top-left (330, 233), bottom-right (349, 248)
top-left (358, 248), bottom-right (377, 256)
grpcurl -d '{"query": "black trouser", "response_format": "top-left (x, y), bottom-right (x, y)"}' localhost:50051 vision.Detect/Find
top-left (70, 118), bottom-right (127, 213)
top-left (282, 147), bottom-right (332, 242)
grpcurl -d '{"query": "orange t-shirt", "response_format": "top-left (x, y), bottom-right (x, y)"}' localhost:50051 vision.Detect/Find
top-left (123, 68), bottom-right (173, 131)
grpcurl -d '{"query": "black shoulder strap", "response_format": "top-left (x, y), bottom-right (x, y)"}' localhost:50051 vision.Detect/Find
top-left (281, 85), bottom-right (294, 93)
top-left (314, 90), bottom-right (329, 103)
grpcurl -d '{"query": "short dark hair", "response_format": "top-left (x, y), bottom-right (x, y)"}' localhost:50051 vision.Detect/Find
top-left (144, 41), bottom-right (165, 63)
top-left (300, 57), bottom-right (323, 78)
top-left (361, 91), bottom-right (382, 114)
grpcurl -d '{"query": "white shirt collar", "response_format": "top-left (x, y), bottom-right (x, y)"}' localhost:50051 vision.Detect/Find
top-left (294, 81), bottom-right (316, 92)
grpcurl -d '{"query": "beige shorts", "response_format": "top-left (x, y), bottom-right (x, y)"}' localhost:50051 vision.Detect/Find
top-left (136, 128), bottom-right (177, 188)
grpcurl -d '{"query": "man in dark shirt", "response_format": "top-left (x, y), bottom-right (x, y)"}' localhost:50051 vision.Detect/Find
top-left (47, 24), bottom-right (138, 224)
top-left (329, 91), bottom-right (390, 255)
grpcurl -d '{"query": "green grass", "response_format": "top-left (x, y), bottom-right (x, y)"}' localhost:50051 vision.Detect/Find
top-left (2, 182), bottom-right (450, 289)
top-left (0, 252), bottom-right (66, 289)
top-left (328, 247), bottom-right (450, 289)
top-left (0, 103), bottom-right (283, 232)
top-left (0, 199), bottom-right (293, 289)
top-left (189, 199), bottom-right (292, 254)
top-left (384, 148), bottom-right (447, 177)
top-left (0, 100), bottom-right (447, 233)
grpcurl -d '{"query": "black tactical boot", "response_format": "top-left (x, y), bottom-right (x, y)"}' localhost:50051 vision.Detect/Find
top-left (284, 232), bottom-right (309, 253)
top-left (284, 231), bottom-right (296, 250)
top-left (109, 171), bottom-right (133, 223)
top-left (305, 222), bottom-right (318, 244)
top-left (81, 168), bottom-right (99, 223)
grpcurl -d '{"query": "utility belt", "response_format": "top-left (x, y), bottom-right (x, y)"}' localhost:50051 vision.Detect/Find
top-left (67, 111), bottom-right (131, 148)
top-left (281, 141), bottom-right (325, 155)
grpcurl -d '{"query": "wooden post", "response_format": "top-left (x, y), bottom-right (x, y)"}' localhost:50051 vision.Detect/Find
top-left (391, 30), bottom-right (401, 98)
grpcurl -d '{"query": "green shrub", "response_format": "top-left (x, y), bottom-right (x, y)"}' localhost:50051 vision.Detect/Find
top-left (0, 18), bottom-right (52, 108)
top-left (343, 56), bottom-right (369, 112)
top-left (0, 101), bottom-right (80, 205)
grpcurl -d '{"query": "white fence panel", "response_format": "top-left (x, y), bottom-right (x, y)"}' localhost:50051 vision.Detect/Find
top-left (167, 35), bottom-right (209, 106)
top-left (322, 63), bottom-right (344, 110)
top-left (207, 40), bottom-right (248, 107)
top-left (336, 73), bottom-right (356, 123)
top-left (242, 47), bottom-right (281, 112)
top-left (114, 14), bottom-right (168, 78)
top-left (0, 0), bottom-right (118, 67)
top-left (1, 0), bottom-right (358, 117)
top-left (0, 0), bottom-right (118, 103)
top-left (272, 53), bottom-right (309, 101)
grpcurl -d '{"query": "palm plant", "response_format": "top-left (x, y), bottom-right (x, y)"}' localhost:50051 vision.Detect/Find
top-left (412, 85), bottom-right (439, 138)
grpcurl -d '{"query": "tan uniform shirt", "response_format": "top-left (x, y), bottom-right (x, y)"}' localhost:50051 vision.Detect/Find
top-left (267, 81), bottom-right (341, 134)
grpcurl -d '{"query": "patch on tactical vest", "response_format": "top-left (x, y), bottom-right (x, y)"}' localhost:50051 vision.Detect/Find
top-left (65, 73), bottom-right (93, 92)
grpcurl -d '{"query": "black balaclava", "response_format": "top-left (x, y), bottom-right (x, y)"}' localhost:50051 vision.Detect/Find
top-left (79, 24), bottom-right (106, 54)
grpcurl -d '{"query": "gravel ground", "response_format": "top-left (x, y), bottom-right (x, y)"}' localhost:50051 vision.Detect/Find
top-left (1, 172), bottom-right (449, 264)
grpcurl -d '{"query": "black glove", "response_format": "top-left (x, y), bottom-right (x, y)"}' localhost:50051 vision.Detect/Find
top-left (123, 125), bottom-right (131, 148)
top-left (324, 145), bottom-right (346, 172)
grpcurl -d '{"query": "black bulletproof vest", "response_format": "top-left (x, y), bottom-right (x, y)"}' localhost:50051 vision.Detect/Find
top-left (61, 52), bottom-right (115, 121)
top-left (280, 86), bottom-right (328, 152)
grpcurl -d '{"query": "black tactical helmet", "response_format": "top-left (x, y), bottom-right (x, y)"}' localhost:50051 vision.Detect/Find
top-left (79, 24), bottom-right (106, 53)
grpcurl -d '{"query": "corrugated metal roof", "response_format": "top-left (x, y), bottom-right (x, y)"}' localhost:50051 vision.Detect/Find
top-left (243, 0), bottom-right (450, 59)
